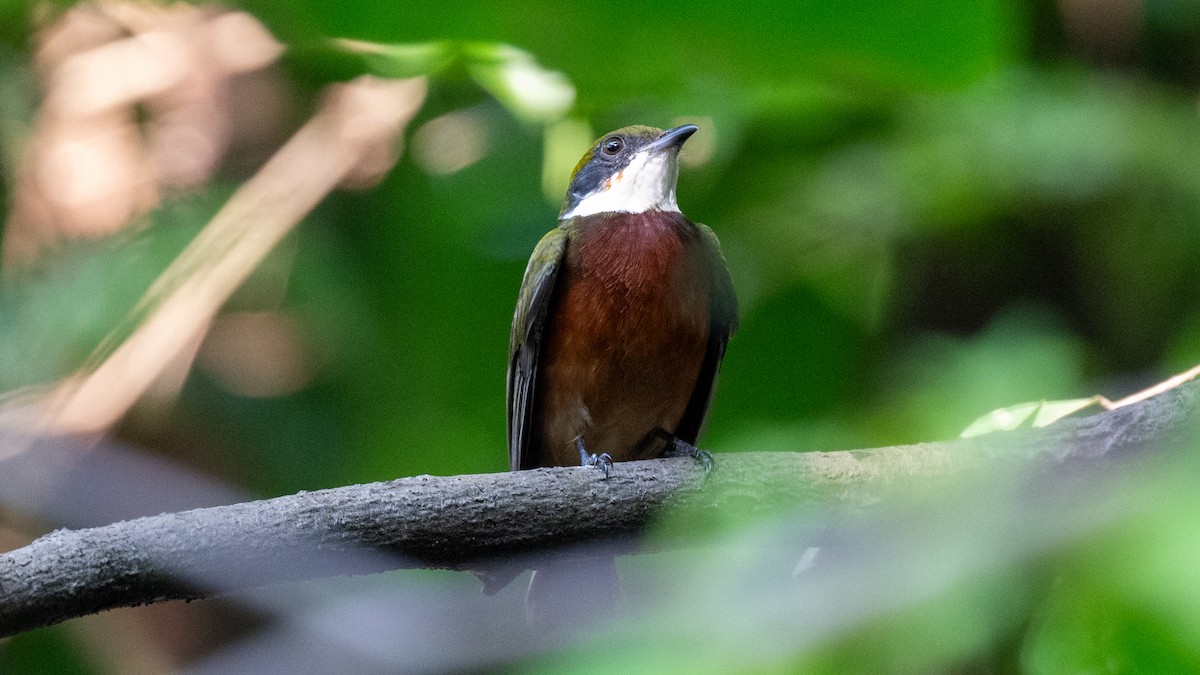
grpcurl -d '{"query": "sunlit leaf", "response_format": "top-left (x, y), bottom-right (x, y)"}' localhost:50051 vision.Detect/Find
top-left (464, 43), bottom-right (575, 124)
top-left (331, 39), bottom-right (455, 78)
top-left (960, 396), bottom-right (1104, 437)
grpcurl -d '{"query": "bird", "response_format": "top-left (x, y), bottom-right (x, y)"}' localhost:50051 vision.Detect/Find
top-left (505, 123), bottom-right (738, 631)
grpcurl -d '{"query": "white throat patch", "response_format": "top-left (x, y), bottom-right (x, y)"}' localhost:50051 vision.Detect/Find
top-left (560, 150), bottom-right (680, 219)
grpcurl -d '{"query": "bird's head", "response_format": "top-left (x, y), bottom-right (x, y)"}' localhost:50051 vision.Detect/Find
top-left (560, 124), bottom-right (698, 220)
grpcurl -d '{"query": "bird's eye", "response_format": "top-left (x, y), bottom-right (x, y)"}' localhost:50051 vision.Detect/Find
top-left (601, 137), bottom-right (623, 156)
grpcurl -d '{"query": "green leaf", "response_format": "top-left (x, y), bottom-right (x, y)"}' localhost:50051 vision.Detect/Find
top-left (322, 40), bottom-right (575, 126)
top-left (960, 396), bottom-right (1105, 437)
top-left (331, 39), bottom-right (456, 78)
top-left (464, 43), bottom-right (575, 124)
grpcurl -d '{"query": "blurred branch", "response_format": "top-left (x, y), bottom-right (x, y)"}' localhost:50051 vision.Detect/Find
top-left (1, 380), bottom-right (1197, 638)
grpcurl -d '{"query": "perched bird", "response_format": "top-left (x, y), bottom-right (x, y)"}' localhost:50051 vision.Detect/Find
top-left (506, 124), bottom-right (738, 629)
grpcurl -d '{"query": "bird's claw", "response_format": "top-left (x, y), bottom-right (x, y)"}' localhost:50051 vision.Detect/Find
top-left (577, 439), bottom-right (613, 479)
top-left (661, 438), bottom-right (715, 475)
top-left (584, 452), bottom-right (613, 479)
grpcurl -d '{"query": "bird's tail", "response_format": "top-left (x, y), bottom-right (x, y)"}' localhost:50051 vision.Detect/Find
top-left (525, 555), bottom-right (621, 636)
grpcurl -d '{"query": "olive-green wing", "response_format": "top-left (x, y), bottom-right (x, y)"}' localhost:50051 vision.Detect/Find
top-left (507, 226), bottom-right (570, 471)
top-left (675, 223), bottom-right (739, 445)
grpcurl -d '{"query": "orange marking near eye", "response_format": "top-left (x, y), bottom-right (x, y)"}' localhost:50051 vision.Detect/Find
top-left (603, 171), bottom-right (623, 191)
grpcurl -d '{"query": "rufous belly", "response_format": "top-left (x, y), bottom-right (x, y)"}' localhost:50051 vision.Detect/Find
top-left (535, 212), bottom-right (711, 466)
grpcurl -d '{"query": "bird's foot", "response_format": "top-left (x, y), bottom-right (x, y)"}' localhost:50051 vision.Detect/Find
top-left (660, 437), bottom-right (714, 474)
top-left (577, 438), bottom-right (613, 479)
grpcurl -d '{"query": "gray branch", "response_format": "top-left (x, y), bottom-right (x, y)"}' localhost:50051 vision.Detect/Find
top-left (1, 381), bottom-right (1197, 638)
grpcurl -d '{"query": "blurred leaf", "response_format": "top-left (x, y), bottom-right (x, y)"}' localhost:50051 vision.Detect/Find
top-left (332, 39), bottom-right (456, 78)
top-left (243, 0), bottom-right (1020, 92)
top-left (464, 43), bottom-right (575, 124)
top-left (874, 306), bottom-right (1086, 444)
top-left (960, 396), bottom-right (1104, 438)
top-left (304, 39), bottom-right (576, 126)
top-left (0, 626), bottom-right (95, 675)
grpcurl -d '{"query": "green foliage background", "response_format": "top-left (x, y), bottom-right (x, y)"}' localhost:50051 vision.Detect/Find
top-left (3, 0), bottom-right (1200, 672)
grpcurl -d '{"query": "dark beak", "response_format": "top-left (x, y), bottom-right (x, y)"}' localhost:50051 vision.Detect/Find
top-left (644, 124), bottom-right (699, 153)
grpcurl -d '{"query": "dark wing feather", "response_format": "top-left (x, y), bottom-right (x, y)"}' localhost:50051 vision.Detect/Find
top-left (506, 226), bottom-right (570, 471)
top-left (675, 223), bottom-right (739, 445)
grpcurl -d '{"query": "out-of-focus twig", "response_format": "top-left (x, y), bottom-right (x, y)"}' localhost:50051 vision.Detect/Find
top-left (0, 76), bottom-right (426, 444)
top-left (5, 4), bottom-right (287, 267)
top-left (1101, 363), bottom-right (1200, 410)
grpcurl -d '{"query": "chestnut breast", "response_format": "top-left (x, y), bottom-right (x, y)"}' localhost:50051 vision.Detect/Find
top-left (535, 211), bottom-right (712, 466)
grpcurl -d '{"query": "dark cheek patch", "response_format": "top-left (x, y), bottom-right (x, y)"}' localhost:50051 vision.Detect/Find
top-left (566, 154), bottom-right (631, 211)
